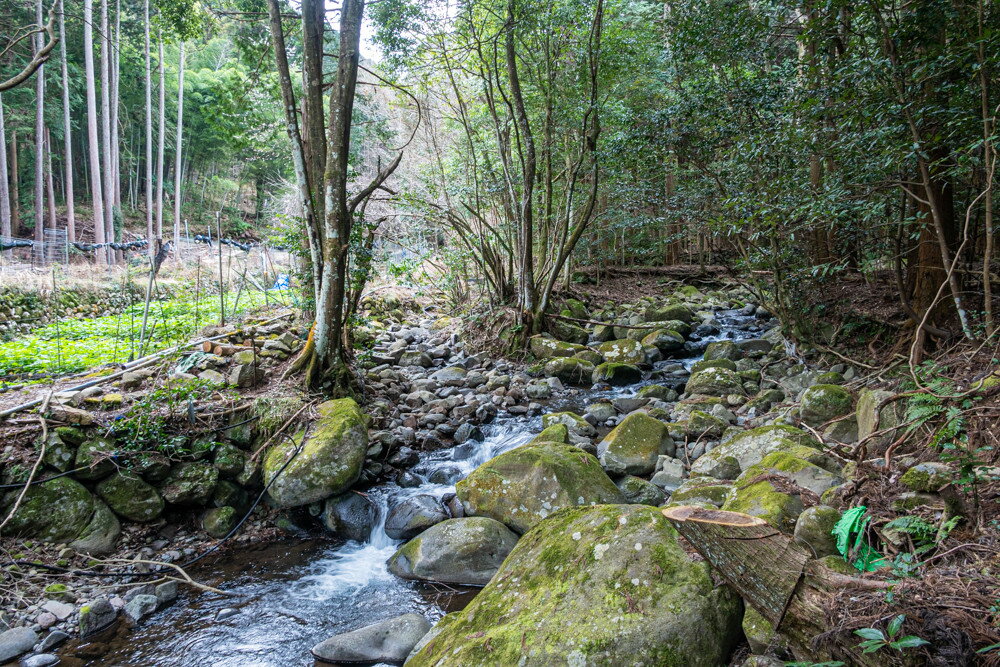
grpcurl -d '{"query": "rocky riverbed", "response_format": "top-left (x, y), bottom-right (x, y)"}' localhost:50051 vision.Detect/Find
top-left (1, 281), bottom-right (938, 666)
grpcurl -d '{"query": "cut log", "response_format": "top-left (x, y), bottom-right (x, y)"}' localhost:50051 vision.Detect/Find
top-left (663, 506), bottom-right (887, 665)
top-left (201, 341), bottom-right (215, 353)
top-left (662, 505), bottom-right (809, 626)
top-left (213, 344), bottom-right (238, 357)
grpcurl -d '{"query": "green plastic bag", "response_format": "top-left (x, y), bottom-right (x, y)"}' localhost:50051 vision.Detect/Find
top-left (831, 506), bottom-right (886, 572)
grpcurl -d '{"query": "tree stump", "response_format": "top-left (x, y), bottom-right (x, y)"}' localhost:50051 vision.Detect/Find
top-left (663, 505), bottom-right (887, 665)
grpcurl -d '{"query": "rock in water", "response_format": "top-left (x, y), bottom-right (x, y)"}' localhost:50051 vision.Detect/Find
top-left (456, 442), bottom-right (623, 534)
top-left (388, 517), bottom-right (519, 586)
top-left (384, 495), bottom-right (449, 540)
top-left (263, 398), bottom-right (368, 508)
top-left (79, 597), bottom-right (117, 638)
top-left (322, 492), bottom-right (378, 541)
top-left (405, 504), bottom-right (742, 666)
top-left (311, 613), bottom-right (431, 664)
top-left (0, 627), bottom-right (38, 663)
top-left (597, 412), bottom-right (672, 477)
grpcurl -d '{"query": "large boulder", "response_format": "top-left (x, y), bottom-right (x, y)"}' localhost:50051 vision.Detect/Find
top-left (264, 398), bottom-right (368, 508)
top-left (0, 476), bottom-right (95, 543)
top-left (384, 495), bottom-right (449, 540)
top-left (550, 319), bottom-right (589, 345)
top-left (96, 472), bottom-right (164, 522)
top-left (69, 499), bottom-right (121, 554)
top-left (736, 452), bottom-right (843, 496)
top-left (641, 329), bottom-right (685, 353)
top-left (542, 357), bottom-right (595, 386)
top-left (388, 517), bottom-right (519, 586)
top-left (689, 425), bottom-right (819, 479)
top-left (799, 384), bottom-right (853, 428)
top-left (598, 412), bottom-right (671, 477)
top-left (159, 462), bottom-right (219, 505)
top-left (703, 340), bottom-right (743, 362)
top-left (856, 388), bottom-right (904, 452)
top-left (686, 367), bottom-right (743, 397)
top-left (529, 336), bottom-right (588, 359)
top-left (456, 443), bottom-right (623, 534)
top-left (592, 362), bottom-right (642, 386)
top-left (405, 504), bottom-right (742, 666)
top-left (312, 613), bottom-right (431, 664)
top-left (644, 302), bottom-right (695, 324)
top-left (322, 492), bottom-right (378, 541)
top-left (596, 339), bottom-right (645, 365)
top-left (722, 480), bottom-right (804, 531)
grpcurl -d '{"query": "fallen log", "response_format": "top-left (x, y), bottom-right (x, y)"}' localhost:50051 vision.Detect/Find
top-left (662, 505), bottom-right (888, 665)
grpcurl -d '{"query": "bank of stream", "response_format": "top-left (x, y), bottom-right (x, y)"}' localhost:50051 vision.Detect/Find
top-left (83, 309), bottom-right (767, 666)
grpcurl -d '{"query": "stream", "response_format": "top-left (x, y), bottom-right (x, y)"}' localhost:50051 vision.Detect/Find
top-left (90, 309), bottom-right (768, 666)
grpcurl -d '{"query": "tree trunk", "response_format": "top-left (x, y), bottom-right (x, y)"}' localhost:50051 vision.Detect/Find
top-left (0, 95), bottom-right (9, 249)
top-left (8, 130), bottom-right (18, 236)
top-left (58, 0), bottom-right (75, 242)
top-left (143, 0), bottom-right (152, 240)
top-left (156, 30), bottom-right (165, 240)
top-left (84, 0), bottom-right (106, 255)
top-left (33, 0), bottom-right (45, 245)
top-left (111, 0), bottom-right (121, 211)
top-left (45, 128), bottom-right (56, 233)
top-left (662, 506), bottom-right (884, 665)
top-left (173, 42), bottom-right (185, 261)
top-left (100, 0), bottom-right (114, 260)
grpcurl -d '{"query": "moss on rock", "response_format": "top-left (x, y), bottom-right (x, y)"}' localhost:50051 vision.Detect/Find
top-left (686, 366), bottom-right (743, 397)
top-left (722, 480), bottom-right (804, 531)
top-left (598, 412), bottom-right (670, 477)
top-left (456, 443), bottom-right (623, 534)
top-left (406, 504), bottom-right (742, 667)
top-left (96, 472), bottom-right (164, 522)
top-left (263, 398), bottom-right (368, 509)
top-left (596, 339), bottom-right (646, 365)
top-left (800, 384), bottom-right (853, 428)
top-left (0, 476), bottom-right (95, 543)
top-left (529, 336), bottom-right (588, 360)
top-left (543, 357), bottom-right (596, 386)
top-left (592, 362), bottom-right (642, 386)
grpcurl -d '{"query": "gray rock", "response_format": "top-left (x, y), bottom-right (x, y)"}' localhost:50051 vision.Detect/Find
top-left (69, 499), bottom-right (121, 555)
top-left (20, 654), bottom-right (60, 667)
top-left (0, 627), bottom-right (38, 663)
top-left (123, 594), bottom-right (159, 624)
top-left (453, 423), bottom-right (483, 445)
top-left (651, 458), bottom-right (686, 493)
top-left (155, 581), bottom-right (178, 606)
top-left (322, 492), bottom-right (378, 541)
top-left (311, 613), bottom-right (431, 664)
top-left (388, 517), bottom-right (519, 586)
top-left (78, 597), bottom-right (117, 638)
top-left (384, 495), bottom-right (448, 540)
top-left (35, 631), bottom-right (69, 653)
top-left (793, 505), bottom-right (840, 558)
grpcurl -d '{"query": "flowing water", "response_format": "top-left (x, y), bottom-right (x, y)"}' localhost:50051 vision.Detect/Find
top-left (86, 310), bottom-right (767, 666)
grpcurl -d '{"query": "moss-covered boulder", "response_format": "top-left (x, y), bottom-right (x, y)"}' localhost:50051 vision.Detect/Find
top-left (644, 302), bottom-right (695, 324)
top-left (388, 517), bottom-right (519, 586)
top-left (527, 424), bottom-right (570, 446)
top-left (73, 436), bottom-right (116, 481)
top-left (616, 475), bottom-right (666, 506)
top-left (213, 443), bottom-right (249, 480)
top-left (456, 443), bottom-right (623, 534)
top-left (159, 462), bottom-right (219, 505)
top-left (642, 329), bottom-right (685, 353)
top-left (669, 479), bottom-right (733, 507)
top-left (598, 412), bottom-right (671, 477)
top-left (689, 425), bottom-right (818, 479)
top-left (550, 320), bottom-right (589, 345)
top-left (690, 358), bottom-right (737, 375)
top-left (542, 411), bottom-right (596, 438)
top-left (737, 452), bottom-right (843, 496)
top-left (679, 410), bottom-right (729, 438)
top-left (686, 367), bottom-right (743, 397)
top-left (636, 384), bottom-right (675, 401)
top-left (529, 336), bottom-right (588, 360)
top-left (202, 506), bottom-right (238, 539)
top-left (40, 430), bottom-right (78, 472)
top-left (406, 504), bottom-right (742, 666)
top-left (96, 472), bottom-right (164, 522)
top-left (69, 499), bottom-right (121, 554)
top-left (742, 605), bottom-right (781, 654)
top-left (799, 384), bottom-right (853, 428)
top-left (900, 462), bottom-right (951, 492)
top-left (592, 362), bottom-right (642, 387)
top-left (722, 480), bottom-right (804, 531)
top-left (793, 504), bottom-right (840, 557)
top-left (0, 476), bottom-right (95, 543)
top-left (563, 298), bottom-right (589, 320)
top-left (543, 357), bottom-right (595, 386)
top-left (856, 388), bottom-right (904, 452)
top-left (264, 398), bottom-right (368, 509)
top-left (596, 339), bottom-right (645, 365)
top-left (703, 340), bottom-right (743, 362)
top-left (574, 349), bottom-right (604, 365)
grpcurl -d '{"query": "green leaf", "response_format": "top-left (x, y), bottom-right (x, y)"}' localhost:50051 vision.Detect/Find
top-left (887, 614), bottom-right (905, 638)
top-left (854, 628), bottom-right (885, 641)
top-left (891, 636), bottom-right (930, 650)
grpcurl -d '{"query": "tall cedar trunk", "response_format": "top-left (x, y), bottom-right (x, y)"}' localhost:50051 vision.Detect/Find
top-left (84, 0), bottom-right (106, 255)
top-left (100, 0), bottom-right (114, 260)
top-left (111, 0), bottom-right (121, 211)
top-left (58, 0), bottom-right (75, 242)
top-left (301, 0), bottom-right (326, 224)
top-left (313, 0), bottom-right (366, 385)
top-left (143, 0), bottom-right (153, 240)
top-left (8, 131), bottom-right (18, 234)
top-left (0, 95), bottom-right (10, 245)
top-left (33, 0), bottom-right (45, 245)
top-left (155, 31), bottom-right (165, 240)
top-left (265, 0), bottom-right (320, 303)
top-left (505, 0), bottom-right (537, 330)
top-left (45, 128), bottom-right (56, 232)
top-left (173, 42), bottom-right (185, 259)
